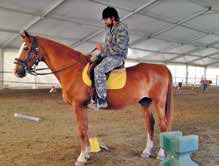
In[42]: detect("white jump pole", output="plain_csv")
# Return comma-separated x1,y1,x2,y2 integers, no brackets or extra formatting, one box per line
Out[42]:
14,113,40,122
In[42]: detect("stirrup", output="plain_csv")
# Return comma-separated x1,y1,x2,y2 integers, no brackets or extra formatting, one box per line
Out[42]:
87,101,99,110
87,98,108,110
97,98,108,109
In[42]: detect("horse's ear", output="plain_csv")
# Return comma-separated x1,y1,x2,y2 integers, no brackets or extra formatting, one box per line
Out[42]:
20,33,25,39
20,31,30,39
24,31,30,38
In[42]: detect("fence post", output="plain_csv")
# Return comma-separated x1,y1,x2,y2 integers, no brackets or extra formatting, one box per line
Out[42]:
185,64,188,86
216,75,218,86
32,75,37,89
0,49,3,89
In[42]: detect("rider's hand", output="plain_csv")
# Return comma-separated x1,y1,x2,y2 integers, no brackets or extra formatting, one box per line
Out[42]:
96,43,104,52
90,55,98,62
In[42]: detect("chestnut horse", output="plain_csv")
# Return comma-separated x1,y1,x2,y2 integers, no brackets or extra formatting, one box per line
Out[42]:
14,32,173,165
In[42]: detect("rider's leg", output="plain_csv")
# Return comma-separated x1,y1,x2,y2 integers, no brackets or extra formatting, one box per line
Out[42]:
87,56,123,109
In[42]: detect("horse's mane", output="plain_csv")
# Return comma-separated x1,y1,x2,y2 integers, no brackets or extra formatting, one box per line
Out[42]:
39,36,91,64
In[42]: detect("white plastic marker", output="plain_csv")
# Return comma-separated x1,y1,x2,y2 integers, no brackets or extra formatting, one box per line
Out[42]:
49,86,56,93
14,113,40,122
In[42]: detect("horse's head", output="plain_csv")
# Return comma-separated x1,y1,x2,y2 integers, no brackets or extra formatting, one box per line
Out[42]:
14,31,44,78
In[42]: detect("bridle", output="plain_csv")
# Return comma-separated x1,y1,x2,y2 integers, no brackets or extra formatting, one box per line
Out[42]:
14,36,97,76
14,36,42,75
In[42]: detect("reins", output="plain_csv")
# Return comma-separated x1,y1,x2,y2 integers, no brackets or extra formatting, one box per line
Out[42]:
15,37,97,76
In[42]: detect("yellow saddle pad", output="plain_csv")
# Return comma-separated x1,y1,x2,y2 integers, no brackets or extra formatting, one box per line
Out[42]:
82,64,126,89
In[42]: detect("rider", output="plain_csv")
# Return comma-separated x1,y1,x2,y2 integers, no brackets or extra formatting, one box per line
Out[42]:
87,6,129,110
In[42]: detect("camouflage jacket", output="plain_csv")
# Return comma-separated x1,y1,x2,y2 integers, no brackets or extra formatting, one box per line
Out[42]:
101,22,129,59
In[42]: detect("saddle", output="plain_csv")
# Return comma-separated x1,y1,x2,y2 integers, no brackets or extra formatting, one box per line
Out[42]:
87,58,125,100
87,58,125,84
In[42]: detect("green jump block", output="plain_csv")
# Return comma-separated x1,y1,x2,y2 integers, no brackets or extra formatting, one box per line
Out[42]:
160,131,183,152
160,131,199,166
174,135,199,153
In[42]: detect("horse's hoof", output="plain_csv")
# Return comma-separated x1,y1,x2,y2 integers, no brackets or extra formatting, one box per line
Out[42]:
75,161,86,166
141,152,151,158
156,155,165,161
85,155,90,161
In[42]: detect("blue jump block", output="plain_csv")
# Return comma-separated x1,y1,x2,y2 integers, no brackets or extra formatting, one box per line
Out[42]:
160,131,199,166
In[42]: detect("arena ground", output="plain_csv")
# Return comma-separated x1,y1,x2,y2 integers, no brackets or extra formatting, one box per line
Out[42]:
0,87,218,166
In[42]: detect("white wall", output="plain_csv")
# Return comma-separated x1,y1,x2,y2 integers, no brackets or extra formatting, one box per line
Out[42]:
3,49,60,89
167,64,207,86
34,62,60,88
206,68,219,86
187,66,205,85
125,61,138,67
167,64,186,84
4,49,35,88
2,49,219,88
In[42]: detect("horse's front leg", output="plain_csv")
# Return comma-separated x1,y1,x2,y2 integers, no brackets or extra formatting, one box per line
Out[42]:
73,104,90,166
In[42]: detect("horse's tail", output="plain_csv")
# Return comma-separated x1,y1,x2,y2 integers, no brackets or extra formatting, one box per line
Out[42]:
165,68,174,131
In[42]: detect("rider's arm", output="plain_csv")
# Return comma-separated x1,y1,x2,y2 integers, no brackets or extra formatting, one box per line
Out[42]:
100,32,109,58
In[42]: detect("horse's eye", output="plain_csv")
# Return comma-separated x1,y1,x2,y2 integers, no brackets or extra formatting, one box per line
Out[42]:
23,47,28,51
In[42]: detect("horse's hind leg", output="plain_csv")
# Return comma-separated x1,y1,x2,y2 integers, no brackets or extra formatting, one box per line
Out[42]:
154,99,167,160
139,97,155,158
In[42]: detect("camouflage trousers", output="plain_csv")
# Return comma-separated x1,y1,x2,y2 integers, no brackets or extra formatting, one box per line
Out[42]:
94,56,124,99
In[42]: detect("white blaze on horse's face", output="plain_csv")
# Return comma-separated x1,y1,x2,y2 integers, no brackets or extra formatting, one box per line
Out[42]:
18,42,25,58
14,42,27,78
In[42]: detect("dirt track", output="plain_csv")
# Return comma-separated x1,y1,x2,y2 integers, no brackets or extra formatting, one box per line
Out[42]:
0,87,219,166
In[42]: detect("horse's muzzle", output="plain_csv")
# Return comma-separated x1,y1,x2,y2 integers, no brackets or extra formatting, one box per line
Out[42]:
14,66,26,78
